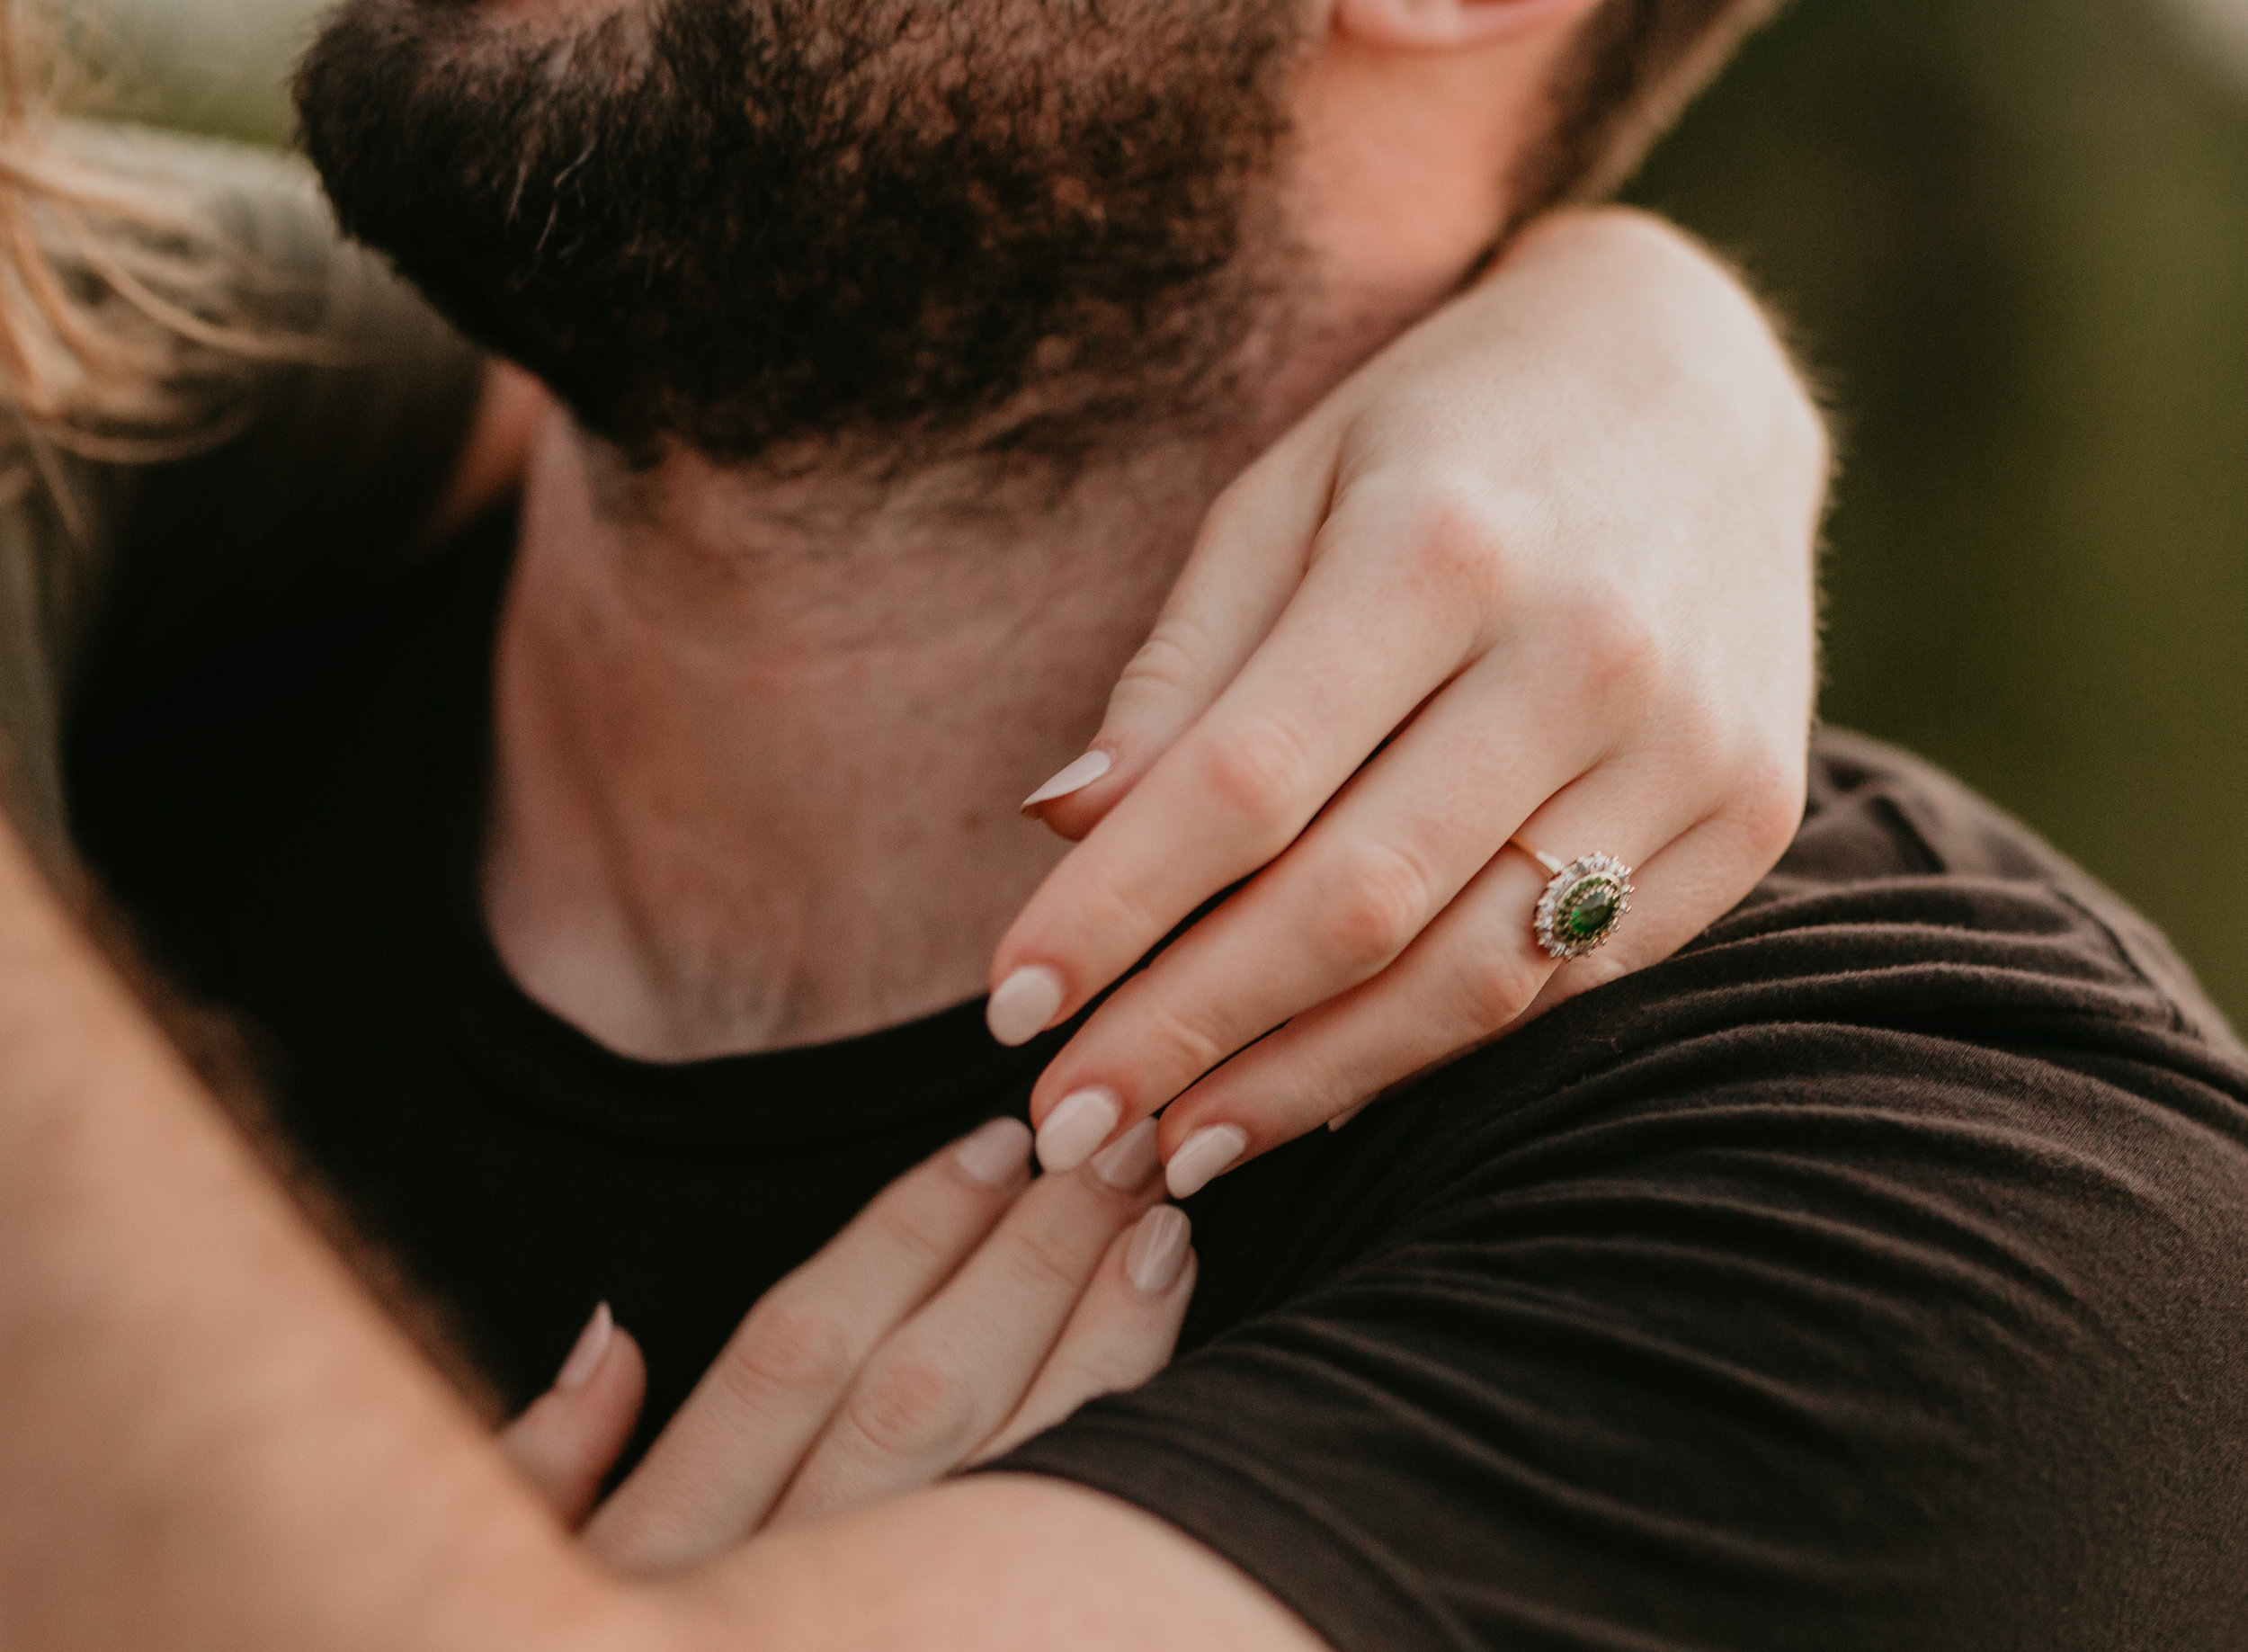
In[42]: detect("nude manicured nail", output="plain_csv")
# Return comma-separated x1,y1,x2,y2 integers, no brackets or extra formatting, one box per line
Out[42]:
1165,1125,1248,1200
1126,1207,1193,1295
1021,749,1113,812
986,965,1066,1047
954,1116,1035,1187
555,1302,614,1393
1037,1087,1121,1174
1090,1118,1162,1190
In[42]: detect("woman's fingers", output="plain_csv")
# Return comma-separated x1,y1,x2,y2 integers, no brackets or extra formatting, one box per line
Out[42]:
765,1125,1170,1528
1020,647,1603,1170
1139,741,1775,1176
968,1207,1196,1467
576,1117,1185,1572
581,1118,1035,1572
1512,777,1802,1023
498,1303,648,1527
988,483,1493,1050
1022,432,1335,844
1153,807,1780,1169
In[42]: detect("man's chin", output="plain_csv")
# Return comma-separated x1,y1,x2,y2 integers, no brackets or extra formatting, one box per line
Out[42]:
299,0,1311,469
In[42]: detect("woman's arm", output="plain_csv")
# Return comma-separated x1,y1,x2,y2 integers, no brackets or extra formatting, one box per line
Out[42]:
0,817,614,1650
0,807,1311,1648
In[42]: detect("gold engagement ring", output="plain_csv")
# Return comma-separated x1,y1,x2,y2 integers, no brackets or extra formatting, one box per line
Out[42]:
1509,838,1634,961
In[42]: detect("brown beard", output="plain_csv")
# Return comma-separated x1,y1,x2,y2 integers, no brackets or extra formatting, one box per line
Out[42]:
297,0,1312,475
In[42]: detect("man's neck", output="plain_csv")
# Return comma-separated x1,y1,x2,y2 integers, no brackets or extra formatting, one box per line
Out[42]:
483,420,1268,1060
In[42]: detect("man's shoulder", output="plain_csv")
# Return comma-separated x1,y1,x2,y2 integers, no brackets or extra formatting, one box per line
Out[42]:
1764,728,2243,1053
1187,731,2248,1326
1477,728,2246,1139
1039,737,2248,1652
1423,728,2248,1126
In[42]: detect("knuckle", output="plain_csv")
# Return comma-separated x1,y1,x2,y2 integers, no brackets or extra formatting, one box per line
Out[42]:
1195,715,1319,838
1064,863,1171,960
1112,618,1212,713
1015,1230,1095,1299
1454,945,1548,1032
1313,841,1436,975
1402,490,1513,606
1568,587,1664,706
1731,751,1810,861
1653,681,1728,772
580,1504,678,1576
1295,1042,1379,1115
1136,990,1233,1084
1193,477,1263,553
845,1349,978,1462
722,1295,858,1407
865,1200,953,1273
1568,948,1637,996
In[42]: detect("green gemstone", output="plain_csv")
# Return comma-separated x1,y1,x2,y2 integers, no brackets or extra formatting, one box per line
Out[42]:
1560,878,1620,943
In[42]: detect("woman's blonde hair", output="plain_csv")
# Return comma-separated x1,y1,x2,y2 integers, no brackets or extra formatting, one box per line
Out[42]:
0,0,288,504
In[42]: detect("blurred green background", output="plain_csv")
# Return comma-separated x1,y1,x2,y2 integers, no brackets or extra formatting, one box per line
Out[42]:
1625,0,2248,1027
69,0,2248,1028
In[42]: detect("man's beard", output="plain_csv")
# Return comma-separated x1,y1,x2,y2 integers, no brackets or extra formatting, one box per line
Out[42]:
297,0,1311,473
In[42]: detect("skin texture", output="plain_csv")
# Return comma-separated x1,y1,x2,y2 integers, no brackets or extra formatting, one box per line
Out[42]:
491,204,1820,1550
450,1,1596,1063
1003,208,1823,1183
0,2,1821,1648
452,212,1823,1194
0,818,1313,1652
499,1121,1195,1542
433,0,1824,1201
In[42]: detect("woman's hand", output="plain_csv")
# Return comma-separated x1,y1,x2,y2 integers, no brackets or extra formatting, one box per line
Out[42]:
986,209,1831,1196
497,1116,1191,1568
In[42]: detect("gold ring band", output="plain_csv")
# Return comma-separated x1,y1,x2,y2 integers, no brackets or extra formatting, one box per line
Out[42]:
1508,835,1567,878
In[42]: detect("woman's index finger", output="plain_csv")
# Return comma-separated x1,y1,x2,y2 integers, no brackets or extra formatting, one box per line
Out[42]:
994,505,1487,1047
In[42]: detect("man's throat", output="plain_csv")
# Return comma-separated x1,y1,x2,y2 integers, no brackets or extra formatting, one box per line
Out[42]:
476,423,1224,1064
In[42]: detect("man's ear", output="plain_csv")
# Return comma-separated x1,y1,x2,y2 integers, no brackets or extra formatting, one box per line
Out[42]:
1331,0,1602,50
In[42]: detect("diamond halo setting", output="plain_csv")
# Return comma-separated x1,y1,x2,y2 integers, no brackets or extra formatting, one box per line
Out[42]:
1531,853,1635,961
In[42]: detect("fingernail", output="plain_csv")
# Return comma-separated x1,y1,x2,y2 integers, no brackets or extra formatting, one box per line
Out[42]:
1126,1207,1193,1295
1037,1087,1121,1174
986,965,1066,1047
1328,1103,1370,1133
1021,749,1113,812
1165,1124,1248,1200
555,1302,614,1393
1089,1117,1162,1190
953,1116,1035,1187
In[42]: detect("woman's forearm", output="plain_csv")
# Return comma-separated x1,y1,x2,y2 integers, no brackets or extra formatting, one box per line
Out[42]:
0,822,1297,1652
0,824,632,1651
